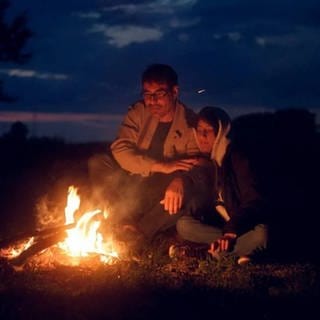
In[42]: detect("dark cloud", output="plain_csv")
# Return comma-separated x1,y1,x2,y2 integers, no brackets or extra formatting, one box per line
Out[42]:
0,0,319,141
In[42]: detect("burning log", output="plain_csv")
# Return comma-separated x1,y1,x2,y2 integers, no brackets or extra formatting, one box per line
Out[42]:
10,231,68,266
0,223,76,249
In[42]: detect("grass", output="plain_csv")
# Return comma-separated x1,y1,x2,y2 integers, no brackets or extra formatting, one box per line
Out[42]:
0,239,319,320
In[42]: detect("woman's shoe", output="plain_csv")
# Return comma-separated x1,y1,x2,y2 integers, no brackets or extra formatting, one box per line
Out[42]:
237,255,251,265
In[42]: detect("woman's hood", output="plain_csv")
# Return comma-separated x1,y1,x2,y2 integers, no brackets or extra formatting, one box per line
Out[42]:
194,106,231,166
210,108,231,166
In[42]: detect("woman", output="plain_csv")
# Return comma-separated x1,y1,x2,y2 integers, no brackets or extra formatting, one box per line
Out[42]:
174,106,268,264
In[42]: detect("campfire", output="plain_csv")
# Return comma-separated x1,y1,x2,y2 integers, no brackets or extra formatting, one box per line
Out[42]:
0,186,120,268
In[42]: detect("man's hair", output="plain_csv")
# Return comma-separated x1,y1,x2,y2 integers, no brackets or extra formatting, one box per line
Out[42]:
142,64,178,88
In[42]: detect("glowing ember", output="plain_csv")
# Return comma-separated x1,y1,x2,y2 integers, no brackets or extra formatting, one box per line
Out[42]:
58,186,118,264
0,237,34,259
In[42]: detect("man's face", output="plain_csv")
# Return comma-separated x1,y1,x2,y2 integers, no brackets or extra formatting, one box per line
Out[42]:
196,119,216,154
142,81,178,122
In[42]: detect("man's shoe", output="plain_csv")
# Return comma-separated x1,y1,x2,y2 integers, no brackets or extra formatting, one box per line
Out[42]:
169,243,210,260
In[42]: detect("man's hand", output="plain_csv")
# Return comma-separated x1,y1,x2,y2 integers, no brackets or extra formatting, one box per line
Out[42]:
160,177,184,215
208,233,237,255
151,158,199,174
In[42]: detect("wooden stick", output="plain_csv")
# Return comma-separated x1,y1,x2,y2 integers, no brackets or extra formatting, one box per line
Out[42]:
10,231,68,266
0,223,75,249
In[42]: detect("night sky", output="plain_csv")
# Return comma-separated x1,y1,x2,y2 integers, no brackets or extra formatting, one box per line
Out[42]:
0,0,319,142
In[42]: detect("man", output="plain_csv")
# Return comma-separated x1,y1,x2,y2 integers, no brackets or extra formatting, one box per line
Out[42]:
88,64,200,242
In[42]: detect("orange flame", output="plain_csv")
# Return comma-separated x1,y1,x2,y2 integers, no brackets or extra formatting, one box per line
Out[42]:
0,237,34,259
58,186,118,264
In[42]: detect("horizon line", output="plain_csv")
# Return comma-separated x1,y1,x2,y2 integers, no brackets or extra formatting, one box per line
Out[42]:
0,107,319,124
0,111,123,122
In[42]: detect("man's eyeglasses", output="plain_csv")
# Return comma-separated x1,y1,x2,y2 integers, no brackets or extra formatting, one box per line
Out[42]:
142,89,169,100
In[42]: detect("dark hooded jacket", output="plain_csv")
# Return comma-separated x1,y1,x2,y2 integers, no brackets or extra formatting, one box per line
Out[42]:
185,107,268,236
218,144,267,235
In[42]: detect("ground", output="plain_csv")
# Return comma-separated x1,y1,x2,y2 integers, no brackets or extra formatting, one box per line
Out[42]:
0,236,319,320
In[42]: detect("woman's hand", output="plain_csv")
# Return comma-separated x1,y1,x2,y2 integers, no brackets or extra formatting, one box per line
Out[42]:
208,233,237,254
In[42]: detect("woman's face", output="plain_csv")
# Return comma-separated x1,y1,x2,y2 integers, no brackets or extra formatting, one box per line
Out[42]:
196,119,216,154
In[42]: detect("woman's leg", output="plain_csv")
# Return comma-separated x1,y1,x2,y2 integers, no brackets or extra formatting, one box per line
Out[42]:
176,215,223,244
233,224,268,257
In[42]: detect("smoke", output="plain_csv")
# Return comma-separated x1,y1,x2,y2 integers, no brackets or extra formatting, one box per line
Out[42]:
35,194,65,229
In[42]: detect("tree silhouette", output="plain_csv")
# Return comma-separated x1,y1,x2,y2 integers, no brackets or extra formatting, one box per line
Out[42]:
0,0,32,102
2,120,29,141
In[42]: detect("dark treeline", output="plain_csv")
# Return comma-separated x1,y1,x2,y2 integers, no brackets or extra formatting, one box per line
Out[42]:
0,122,106,235
0,108,319,263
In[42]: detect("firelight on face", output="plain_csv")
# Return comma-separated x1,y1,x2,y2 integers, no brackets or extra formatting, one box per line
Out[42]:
196,119,216,154
142,81,178,122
